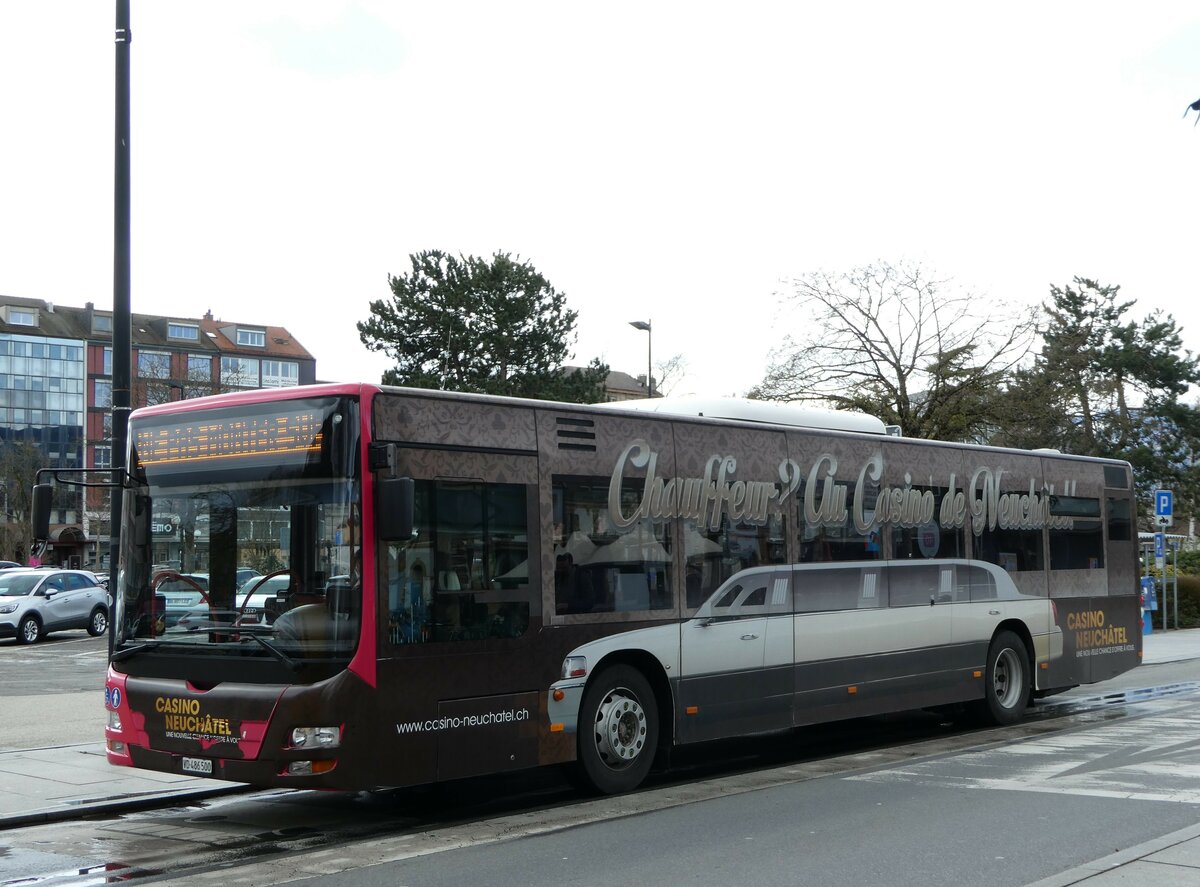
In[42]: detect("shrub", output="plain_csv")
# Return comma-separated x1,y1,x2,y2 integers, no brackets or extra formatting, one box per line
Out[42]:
1155,574,1200,629
1176,549,1200,576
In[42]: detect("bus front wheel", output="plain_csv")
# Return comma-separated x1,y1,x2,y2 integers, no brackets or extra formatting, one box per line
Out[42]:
979,630,1031,726
577,664,659,795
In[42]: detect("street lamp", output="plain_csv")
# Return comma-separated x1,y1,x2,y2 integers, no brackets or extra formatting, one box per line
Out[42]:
629,320,652,397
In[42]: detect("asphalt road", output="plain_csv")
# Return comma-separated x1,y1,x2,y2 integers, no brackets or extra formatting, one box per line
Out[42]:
5,633,1200,887
0,629,109,750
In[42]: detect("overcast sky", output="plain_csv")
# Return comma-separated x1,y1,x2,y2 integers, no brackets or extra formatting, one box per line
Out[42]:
2,2,1198,399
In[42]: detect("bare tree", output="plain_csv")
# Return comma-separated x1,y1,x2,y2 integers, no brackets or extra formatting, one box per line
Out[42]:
654,353,688,397
750,261,1037,441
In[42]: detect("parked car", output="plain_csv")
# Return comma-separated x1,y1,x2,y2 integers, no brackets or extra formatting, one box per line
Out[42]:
234,574,296,626
0,561,23,571
153,572,209,627
0,568,109,644
236,567,262,589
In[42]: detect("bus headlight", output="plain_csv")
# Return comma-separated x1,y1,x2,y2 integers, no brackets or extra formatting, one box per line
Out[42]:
561,656,587,680
108,710,122,730
291,726,341,748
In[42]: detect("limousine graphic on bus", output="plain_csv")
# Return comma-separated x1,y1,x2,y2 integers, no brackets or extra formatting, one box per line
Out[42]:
548,557,1066,793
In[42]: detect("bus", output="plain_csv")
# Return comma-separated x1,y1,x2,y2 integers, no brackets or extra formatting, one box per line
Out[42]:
59,383,1140,795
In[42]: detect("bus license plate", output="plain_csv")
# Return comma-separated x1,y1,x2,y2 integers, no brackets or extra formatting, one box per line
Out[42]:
181,757,213,775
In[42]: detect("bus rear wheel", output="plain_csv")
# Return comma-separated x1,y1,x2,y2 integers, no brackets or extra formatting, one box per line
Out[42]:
577,665,658,795
978,630,1030,726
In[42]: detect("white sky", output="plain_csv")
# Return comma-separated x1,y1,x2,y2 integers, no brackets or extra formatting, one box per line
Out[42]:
2,2,1198,399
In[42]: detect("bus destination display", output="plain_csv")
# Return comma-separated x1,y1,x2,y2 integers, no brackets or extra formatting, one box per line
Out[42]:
134,409,326,467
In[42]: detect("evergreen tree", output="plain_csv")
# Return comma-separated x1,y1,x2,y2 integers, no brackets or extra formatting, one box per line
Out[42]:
358,250,608,403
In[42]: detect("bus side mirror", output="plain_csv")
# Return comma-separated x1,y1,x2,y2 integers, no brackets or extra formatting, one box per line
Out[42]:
32,484,52,542
377,477,415,541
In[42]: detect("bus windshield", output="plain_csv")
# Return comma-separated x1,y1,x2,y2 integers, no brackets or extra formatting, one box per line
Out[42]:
112,396,361,662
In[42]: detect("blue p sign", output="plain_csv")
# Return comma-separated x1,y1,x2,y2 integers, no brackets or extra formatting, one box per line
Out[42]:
1155,490,1173,517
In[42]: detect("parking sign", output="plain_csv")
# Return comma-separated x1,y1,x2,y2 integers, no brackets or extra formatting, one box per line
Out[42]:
1154,490,1173,528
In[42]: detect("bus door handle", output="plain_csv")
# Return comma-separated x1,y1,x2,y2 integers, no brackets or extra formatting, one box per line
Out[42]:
740,633,759,641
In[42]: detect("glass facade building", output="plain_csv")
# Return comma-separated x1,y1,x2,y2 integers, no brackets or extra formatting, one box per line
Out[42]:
0,332,85,524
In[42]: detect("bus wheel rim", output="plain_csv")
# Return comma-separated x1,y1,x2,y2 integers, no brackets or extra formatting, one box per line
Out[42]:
593,688,647,768
993,648,1022,708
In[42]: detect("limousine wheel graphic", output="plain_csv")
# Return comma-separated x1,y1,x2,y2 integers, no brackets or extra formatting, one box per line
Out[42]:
981,630,1030,726
578,665,659,794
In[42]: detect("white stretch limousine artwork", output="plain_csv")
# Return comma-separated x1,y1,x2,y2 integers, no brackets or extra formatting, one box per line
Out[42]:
549,557,1062,793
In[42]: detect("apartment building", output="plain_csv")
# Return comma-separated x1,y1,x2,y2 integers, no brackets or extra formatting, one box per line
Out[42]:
0,296,315,568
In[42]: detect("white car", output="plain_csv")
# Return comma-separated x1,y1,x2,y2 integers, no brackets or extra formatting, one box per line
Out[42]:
153,572,210,627
0,569,109,644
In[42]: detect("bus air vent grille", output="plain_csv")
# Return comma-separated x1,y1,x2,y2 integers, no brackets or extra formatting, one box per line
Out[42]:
555,416,596,452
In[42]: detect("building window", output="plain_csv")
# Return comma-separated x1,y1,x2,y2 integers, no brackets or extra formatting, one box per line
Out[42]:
261,359,300,388
137,350,171,379
94,380,113,409
93,314,113,333
185,354,212,397
236,328,266,347
143,383,172,406
102,346,112,376
220,356,259,387
94,446,112,470
6,307,36,326
168,322,199,341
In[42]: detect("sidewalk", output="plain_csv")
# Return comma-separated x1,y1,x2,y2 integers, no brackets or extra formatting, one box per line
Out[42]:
2,630,1200,883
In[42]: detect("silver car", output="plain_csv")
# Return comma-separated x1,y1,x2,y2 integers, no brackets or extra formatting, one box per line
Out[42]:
0,569,109,644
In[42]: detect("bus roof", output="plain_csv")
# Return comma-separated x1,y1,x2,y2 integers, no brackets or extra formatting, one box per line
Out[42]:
591,396,889,435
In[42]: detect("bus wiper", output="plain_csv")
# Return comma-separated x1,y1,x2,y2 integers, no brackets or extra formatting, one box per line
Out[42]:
111,641,161,662
244,632,300,670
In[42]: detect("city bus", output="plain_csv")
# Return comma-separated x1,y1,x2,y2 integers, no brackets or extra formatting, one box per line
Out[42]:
62,383,1140,795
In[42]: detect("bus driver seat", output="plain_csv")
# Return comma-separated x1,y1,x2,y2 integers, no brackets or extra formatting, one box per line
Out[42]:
273,589,357,645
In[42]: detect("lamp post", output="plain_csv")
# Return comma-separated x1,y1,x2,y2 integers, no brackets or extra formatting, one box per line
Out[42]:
629,320,652,397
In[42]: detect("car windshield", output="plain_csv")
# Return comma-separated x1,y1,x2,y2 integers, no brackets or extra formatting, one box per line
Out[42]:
0,573,40,595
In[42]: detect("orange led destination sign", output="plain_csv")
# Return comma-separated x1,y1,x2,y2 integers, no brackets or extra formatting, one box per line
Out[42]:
134,409,325,467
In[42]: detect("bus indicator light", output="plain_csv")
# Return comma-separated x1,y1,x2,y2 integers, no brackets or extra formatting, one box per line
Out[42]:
973,670,983,679
847,686,858,695
685,706,699,716
286,760,337,776
550,723,565,733
552,689,565,702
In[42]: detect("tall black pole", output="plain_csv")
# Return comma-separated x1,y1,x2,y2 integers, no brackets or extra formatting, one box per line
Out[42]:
109,0,131,659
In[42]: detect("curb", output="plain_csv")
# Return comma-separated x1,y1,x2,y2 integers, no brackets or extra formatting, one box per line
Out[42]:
1022,821,1200,886
0,784,251,831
